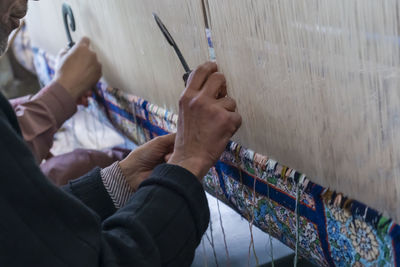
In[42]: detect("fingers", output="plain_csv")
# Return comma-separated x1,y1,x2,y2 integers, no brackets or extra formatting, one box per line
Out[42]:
217,96,237,112
229,112,242,131
55,48,69,69
157,133,176,146
57,48,68,59
91,63,103,81
186,61,218,92
78,37,91,47
164,152,173,162
69,37,92,56
218,83,227,99
76,96,89,107
216,106,242,135
201,72,227,98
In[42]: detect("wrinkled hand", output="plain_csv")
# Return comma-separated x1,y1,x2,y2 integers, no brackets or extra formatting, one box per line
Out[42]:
119,134,175,190
54,37,102,103
168,62,242,180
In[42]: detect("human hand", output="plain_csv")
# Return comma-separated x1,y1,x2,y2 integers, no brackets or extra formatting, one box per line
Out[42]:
54,37,102,102
119,134,175,190
168,62,242,180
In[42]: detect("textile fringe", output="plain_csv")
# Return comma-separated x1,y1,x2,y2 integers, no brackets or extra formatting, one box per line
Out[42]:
233,144,260,266
205,221,219,267
201,237,208,267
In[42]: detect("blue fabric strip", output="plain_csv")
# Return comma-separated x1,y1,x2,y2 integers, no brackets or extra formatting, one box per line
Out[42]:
101,97,169,136
390,224,400,267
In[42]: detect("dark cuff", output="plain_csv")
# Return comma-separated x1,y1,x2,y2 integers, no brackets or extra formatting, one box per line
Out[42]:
63,168,116,220
139,164,210,241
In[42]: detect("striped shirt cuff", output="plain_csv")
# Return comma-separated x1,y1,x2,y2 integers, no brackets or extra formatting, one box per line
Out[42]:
100,161,135,209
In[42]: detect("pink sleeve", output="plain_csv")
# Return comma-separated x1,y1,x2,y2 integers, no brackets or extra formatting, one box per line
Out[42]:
9,95,33,109
14,82,77,162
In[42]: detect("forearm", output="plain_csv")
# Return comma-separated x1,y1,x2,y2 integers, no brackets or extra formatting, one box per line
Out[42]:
13,81,77,162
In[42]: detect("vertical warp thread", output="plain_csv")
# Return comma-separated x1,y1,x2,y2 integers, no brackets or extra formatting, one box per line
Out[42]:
233,145,257,267
267,180,275,267
216,199,231,266
206,0,400,223
131,98,141,144
201,237,208,267
205,219,219,267
90,100,102,149
293,181,301,267
248,172,260,266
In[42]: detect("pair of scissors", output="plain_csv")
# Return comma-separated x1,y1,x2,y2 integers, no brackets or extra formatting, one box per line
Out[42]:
62,3,76,48
153,13,192,85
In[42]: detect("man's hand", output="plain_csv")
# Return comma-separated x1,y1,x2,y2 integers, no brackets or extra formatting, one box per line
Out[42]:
168,62,242,180
119,134,175,190
54,37,102,102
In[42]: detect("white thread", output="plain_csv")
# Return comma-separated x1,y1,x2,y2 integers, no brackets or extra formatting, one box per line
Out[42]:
267,181,275,267
205,219,219,267
216,199,230,266
294,181,301,267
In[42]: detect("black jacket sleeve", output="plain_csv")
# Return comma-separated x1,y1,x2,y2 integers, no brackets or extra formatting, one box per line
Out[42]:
62,168,117,221
101,164,210,266
0,102,210,266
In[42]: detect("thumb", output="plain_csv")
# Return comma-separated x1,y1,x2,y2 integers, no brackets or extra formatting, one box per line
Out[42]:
57,48,68,59
78,36,91,47
55,48,69,69
164,152,173,162
159,133,176,146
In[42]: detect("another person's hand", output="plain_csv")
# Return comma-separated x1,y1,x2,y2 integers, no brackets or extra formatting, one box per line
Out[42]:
168,62,242,180
119,134,175,190
54,37,102,102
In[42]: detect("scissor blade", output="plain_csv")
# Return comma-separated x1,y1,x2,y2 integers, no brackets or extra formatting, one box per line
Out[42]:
153,12,191,73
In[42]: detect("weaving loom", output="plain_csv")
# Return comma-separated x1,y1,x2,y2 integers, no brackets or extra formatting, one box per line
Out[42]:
20,0,400,266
